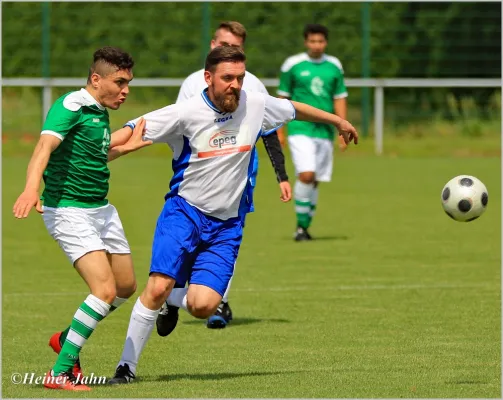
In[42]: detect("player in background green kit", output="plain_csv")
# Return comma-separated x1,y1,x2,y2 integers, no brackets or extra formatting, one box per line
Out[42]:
12,47,151,391
277,24,350,241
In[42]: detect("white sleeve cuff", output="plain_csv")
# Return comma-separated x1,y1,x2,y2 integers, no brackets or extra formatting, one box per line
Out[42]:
276,90,291,97
41,130,64,141
124,121,136,130
333,92,348,99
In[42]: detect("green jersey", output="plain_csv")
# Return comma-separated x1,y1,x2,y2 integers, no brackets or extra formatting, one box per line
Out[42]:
277,53,347,140
41,89,111,208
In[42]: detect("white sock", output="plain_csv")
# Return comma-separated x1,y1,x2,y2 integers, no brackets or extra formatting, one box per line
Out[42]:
118,298,159,375
86,294,111,317
222,276,233,303
309,187,319,218
166,288,188,312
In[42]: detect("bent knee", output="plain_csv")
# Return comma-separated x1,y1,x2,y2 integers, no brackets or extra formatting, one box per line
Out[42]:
93,284,117,305
187,301,219,319
147,274,175,303
299,172,316,184
117,279,137,299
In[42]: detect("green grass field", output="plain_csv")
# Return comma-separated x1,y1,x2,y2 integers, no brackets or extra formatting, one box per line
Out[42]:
2,146,501,398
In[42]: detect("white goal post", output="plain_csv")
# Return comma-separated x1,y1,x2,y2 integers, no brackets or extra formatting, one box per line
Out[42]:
2,78,500,155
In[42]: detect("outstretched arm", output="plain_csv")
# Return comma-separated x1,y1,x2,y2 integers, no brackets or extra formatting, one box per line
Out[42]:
291,101,358,145
109,103,181,162
276,95,290,148
108,118,152,162
13,135,61,218
109,126,133,148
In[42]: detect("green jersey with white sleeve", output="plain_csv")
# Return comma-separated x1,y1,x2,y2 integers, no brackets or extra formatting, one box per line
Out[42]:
277,52,347,140
41,89,111,208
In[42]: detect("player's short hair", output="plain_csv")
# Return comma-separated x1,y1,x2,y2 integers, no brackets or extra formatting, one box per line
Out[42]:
303,23,329,40
214,21,247,44
87,46,135,84
205,45,246,73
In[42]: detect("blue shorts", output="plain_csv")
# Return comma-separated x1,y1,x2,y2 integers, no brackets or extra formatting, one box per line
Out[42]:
150,195,243,296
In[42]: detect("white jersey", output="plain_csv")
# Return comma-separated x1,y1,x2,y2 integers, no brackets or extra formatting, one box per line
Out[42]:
129,90,295,220
177,69,269,103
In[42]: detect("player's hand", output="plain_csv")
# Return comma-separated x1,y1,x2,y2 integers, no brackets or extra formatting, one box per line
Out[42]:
279,181,292,202
337,135,348,152
124,118,152,152
13,190,43,218
335,119,358,145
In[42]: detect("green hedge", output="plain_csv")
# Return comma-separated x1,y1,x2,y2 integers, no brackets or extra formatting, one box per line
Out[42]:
3,2,500,78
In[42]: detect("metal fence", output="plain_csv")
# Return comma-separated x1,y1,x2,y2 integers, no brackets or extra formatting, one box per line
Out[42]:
3,77,500,155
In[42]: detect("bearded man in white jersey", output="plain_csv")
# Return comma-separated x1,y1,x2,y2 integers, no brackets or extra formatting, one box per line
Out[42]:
157,21,289,330
107,46,358,384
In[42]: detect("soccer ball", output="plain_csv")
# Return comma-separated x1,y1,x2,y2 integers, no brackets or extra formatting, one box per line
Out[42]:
441,175,488,222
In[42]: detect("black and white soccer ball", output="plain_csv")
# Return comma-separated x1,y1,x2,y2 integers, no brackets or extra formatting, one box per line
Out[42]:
441,175,488,222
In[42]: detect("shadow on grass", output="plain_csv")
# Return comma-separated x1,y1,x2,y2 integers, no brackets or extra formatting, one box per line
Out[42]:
447,379,490,385
283,235,350,241
145,370,300,382
182,317,290,327
311,235,350,241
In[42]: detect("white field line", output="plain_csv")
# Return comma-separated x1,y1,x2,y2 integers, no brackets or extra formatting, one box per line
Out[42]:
2,282,496,298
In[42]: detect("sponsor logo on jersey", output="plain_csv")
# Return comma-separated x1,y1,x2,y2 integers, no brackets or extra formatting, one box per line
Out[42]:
214,115,233,123
197,129,251,158
209,130,237,148
93,118,100,123
300,70,311,77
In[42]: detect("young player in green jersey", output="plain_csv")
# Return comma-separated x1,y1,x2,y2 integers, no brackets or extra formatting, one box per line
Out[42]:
12,47,151,391
277,24,350,241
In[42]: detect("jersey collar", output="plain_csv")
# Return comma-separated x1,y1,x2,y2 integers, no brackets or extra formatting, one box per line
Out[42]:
80,88,106,110
305,53,327,64
201,88,225,114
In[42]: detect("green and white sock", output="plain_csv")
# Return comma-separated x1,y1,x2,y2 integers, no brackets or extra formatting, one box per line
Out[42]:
294,180,315,229
309,187,319,226
59,297,128,346
52,294,110,375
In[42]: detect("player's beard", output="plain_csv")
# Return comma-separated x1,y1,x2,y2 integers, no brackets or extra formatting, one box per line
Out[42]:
216,88,240,113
